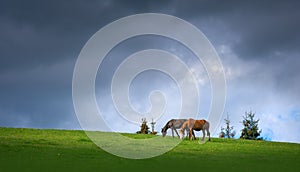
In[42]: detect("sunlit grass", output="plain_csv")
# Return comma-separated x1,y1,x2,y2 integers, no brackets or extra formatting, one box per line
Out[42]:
0,127,299,172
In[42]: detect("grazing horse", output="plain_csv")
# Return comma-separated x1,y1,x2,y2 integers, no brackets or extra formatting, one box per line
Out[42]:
179,118,211,141
161,119,195,139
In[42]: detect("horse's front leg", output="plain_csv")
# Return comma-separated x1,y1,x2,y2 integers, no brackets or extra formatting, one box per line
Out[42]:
171,128,174,138
192,130,196,140
189,129,193,140
174,128,180,138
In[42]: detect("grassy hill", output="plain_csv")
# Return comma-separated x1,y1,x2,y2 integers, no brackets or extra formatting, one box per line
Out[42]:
0,127,299,172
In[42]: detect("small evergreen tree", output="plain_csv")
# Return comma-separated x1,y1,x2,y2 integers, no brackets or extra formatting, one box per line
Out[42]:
219,114,235,138
150,119,157,135
240,111,262,140
136,118,150,134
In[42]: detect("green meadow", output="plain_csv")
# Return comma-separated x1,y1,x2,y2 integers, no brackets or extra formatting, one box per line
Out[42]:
0,127,299,172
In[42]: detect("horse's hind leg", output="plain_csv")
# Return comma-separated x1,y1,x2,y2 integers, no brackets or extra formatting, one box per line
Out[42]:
201,130,205,141
206,128,211,141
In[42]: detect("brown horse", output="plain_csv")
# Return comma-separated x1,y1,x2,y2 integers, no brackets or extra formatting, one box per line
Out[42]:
179,118,210,141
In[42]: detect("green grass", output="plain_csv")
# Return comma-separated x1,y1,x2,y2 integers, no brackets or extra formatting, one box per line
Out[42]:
0,127,299,172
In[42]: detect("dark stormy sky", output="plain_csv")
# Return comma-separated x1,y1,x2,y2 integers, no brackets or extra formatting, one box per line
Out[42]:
0,0,299,143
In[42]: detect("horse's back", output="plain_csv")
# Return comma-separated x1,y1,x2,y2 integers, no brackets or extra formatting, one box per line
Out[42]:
176,118,210,130
192,119,208,130
170,119,188,128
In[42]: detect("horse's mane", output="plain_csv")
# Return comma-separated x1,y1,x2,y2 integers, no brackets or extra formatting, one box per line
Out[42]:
162,119,172,132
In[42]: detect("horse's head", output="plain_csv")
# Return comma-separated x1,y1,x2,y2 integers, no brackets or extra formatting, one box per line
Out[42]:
161,128,167,137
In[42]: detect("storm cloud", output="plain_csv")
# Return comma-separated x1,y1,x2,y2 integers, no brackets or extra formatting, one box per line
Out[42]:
0,0,299,142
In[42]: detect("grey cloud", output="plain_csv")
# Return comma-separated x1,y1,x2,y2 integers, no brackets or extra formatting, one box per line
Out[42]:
0,59,78,129
0,0,182,75
0,0,299,143
167,0,300,60
230,2,300,59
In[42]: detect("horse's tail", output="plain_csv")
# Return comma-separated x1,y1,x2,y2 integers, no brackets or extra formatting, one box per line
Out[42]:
204,120,210,129
204,120,211,141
